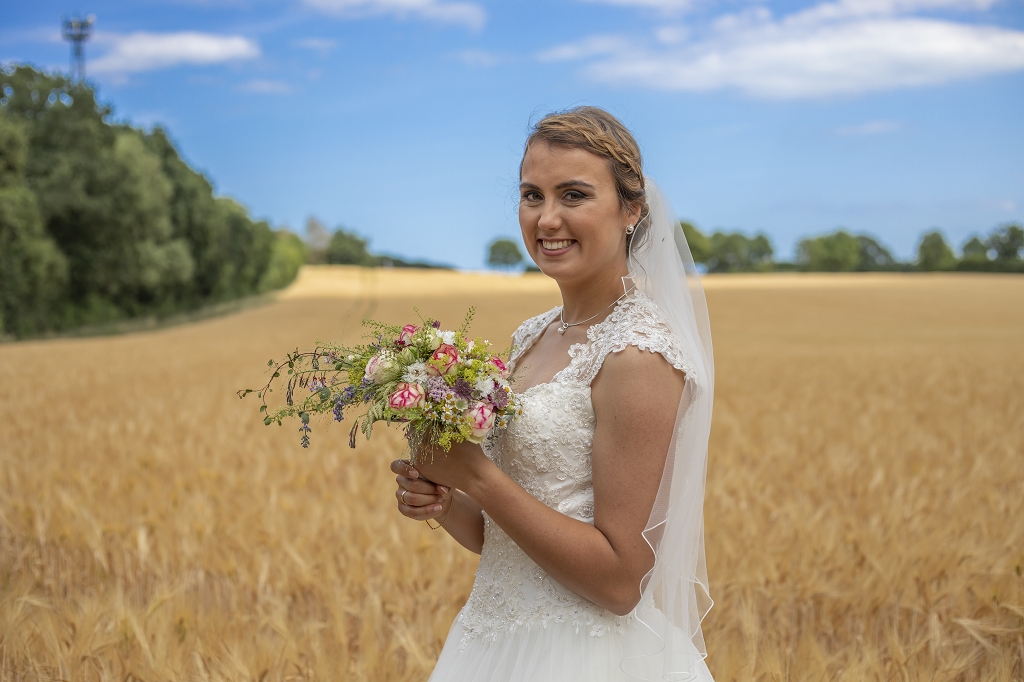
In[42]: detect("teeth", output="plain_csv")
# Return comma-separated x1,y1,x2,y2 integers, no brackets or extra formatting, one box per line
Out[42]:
542,240,573,250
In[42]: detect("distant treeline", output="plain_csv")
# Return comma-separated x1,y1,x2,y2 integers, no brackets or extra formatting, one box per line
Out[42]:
302,217,449,269
0,65,305,339
680,222,1024,273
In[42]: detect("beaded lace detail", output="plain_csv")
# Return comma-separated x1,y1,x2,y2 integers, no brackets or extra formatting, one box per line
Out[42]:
457,292,693,647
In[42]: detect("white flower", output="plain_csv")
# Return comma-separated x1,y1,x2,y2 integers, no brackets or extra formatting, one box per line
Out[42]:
466,340,475,352
474,377,495,396
441,330,456,345
402,361,431,384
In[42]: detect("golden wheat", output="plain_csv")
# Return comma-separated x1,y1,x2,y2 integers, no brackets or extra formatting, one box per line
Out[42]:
0,267,1021,682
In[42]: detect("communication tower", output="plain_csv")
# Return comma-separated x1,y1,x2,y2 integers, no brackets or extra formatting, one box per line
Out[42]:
61,14,95,82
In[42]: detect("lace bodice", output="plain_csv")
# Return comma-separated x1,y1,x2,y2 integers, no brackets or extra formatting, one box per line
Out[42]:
456,292,695,647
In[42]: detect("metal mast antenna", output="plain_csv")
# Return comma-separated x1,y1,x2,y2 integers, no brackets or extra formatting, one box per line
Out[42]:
61,14,95,82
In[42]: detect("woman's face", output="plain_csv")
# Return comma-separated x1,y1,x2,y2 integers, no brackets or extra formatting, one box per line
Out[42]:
519,141,635,286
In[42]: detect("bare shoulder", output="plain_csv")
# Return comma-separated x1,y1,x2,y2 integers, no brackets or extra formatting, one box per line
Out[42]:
591,344,687,412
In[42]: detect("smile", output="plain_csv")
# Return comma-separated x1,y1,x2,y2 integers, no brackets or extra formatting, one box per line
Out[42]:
540,239,576,251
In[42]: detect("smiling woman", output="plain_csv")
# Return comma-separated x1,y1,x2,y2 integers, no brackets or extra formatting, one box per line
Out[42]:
390,106,717,681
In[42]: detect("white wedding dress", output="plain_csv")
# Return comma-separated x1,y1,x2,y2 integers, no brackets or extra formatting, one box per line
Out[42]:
427,292,714,682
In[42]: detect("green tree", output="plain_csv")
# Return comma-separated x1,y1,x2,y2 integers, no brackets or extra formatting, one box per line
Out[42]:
705,231,773,273
327,227,374,265
961,236,990,262
0,114,67,336
917,230,957,271
797,230,862,271
857,235,898,271
989,223,1023,262
679,221,712,264
487,238,524,269
259,231,307,291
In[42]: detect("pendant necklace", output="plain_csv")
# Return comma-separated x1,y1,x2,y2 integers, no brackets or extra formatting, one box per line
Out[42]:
557,284,636,335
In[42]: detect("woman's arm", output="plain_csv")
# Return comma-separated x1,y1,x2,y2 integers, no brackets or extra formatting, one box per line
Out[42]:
391,460,485,554
413,346,685,615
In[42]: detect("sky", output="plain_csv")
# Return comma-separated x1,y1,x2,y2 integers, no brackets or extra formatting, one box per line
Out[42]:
2,0,1023,268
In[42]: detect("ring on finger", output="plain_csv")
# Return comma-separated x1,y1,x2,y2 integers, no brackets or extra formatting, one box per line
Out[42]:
400,489,409,505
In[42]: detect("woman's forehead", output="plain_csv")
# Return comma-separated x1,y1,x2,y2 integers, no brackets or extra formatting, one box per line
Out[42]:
521,142,614,185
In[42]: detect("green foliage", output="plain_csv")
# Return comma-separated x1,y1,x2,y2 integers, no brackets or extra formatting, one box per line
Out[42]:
961,236,990,263
707,231,773,273
0,114,68,336
259,231,308,292
487,238,524,269
856,235,898,271
797,231,863,272
0,64,299,338
679,221,712,264
988,224,1023,262
917,231,957,271
327,227,375,265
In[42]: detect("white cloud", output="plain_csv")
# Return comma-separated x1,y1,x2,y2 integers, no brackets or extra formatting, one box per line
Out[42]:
294,37,338,55
543,0,1024,99
579,0,696,10
837,119,901,134
240,79,294,94
301,0,485,30
90,31,259,74
594,19,1024,97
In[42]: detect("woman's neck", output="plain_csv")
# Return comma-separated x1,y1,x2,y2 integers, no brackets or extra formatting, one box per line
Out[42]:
557,267,632,324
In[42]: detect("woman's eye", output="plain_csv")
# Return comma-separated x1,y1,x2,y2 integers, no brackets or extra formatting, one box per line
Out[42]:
563,190,585,201
522,191,542,202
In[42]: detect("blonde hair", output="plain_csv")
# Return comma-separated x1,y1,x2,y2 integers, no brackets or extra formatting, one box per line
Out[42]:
520,106,649,233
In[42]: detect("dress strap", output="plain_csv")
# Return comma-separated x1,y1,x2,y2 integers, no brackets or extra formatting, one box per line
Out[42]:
560,293,696,387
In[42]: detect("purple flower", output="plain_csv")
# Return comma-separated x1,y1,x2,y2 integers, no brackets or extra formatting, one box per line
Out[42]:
453,378,474,400
490,388,509,410
431,320,441,329
427,376,450,402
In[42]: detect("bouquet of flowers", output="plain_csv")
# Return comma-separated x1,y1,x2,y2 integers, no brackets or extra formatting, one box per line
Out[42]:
238,308,521,459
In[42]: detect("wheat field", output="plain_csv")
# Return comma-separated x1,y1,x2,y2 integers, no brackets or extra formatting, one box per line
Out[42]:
1,266,1022,682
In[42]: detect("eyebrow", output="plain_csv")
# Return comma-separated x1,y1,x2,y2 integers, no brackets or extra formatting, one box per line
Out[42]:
518,180,596,191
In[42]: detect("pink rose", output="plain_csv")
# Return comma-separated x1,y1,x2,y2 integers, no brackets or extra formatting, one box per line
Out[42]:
465,401,496,443
363,353,386,382
490,356,509,378
398,324,418,347
427,343,460,376
389,382,426,409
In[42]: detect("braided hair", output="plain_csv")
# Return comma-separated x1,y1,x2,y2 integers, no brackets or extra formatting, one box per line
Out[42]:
520,106,650,251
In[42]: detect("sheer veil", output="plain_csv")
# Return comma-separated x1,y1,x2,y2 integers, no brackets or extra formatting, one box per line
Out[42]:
620,178,715,681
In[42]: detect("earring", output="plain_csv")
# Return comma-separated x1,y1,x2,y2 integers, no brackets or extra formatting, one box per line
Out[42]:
625,224,635,234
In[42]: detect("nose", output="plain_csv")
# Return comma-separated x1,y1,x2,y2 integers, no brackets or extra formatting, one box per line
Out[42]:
537,200,562,232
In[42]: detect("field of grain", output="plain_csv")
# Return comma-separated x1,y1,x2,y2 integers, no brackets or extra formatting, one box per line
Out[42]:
1,266,1022,682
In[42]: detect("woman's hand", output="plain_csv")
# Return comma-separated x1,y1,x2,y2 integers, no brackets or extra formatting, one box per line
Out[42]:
408,440,492,493
390,458,452,522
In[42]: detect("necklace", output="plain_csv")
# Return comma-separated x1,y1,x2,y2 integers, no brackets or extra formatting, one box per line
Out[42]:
557,284,636,335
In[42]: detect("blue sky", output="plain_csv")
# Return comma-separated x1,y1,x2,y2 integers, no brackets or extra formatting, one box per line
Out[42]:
3,0,1023,268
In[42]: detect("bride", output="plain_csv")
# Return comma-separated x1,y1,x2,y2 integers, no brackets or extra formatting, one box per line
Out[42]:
390,106,716,682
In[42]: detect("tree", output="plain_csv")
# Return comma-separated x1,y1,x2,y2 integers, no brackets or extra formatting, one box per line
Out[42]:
917,231,956,271
989,223,1023,262
797,230,861,272
487,238,524,269
0,114,67,336
961,236,990,262
679,221,712,264
305,216,331,264
857,235,898,271
705,230,773,273
327,227,374,265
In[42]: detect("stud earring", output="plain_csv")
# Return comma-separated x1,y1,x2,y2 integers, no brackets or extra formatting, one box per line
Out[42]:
625,224,635,234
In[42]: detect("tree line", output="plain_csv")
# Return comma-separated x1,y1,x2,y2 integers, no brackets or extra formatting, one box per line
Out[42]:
486,221,1022,274
0,65,306,339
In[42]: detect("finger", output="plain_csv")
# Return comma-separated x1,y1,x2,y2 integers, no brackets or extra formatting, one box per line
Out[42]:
390,459,420,479
396,488,443,507
398,501,444,520
396,476,439,495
